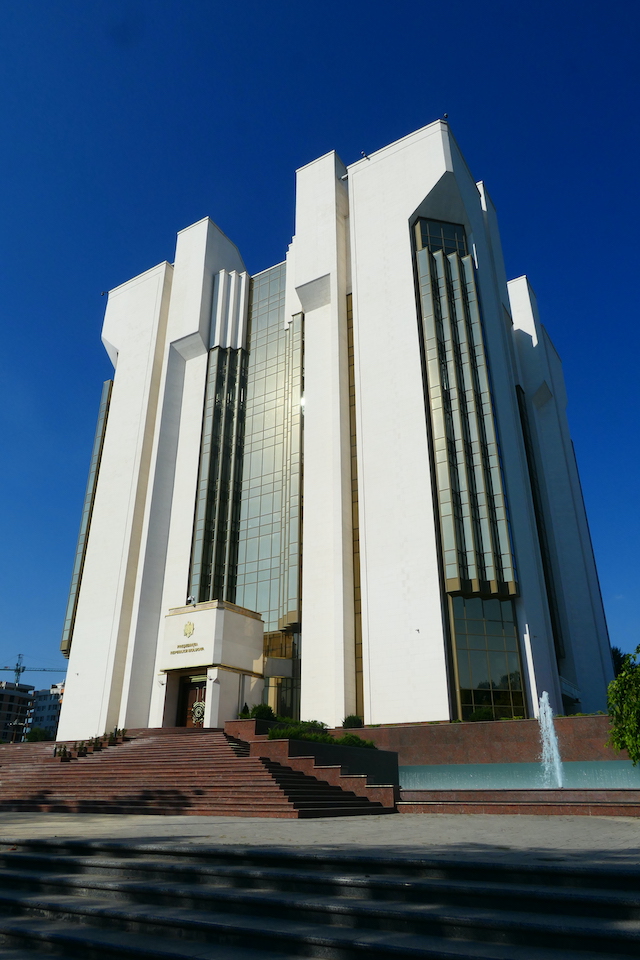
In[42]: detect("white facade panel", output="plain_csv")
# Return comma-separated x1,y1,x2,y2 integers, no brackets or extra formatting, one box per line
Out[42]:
58,262,173,740
347,124,452,723
293,152,355,727
510,277,612,711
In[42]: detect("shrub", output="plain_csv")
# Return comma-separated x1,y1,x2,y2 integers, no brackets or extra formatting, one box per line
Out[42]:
336,732,377,749
342,715,363,728
250,703,276,721
561,711,606,718
469,706,494,722
607,645,640,765
268,724,334,744
269,720,327,738
267,721,376,749
237,703,251,719
25,727,54,742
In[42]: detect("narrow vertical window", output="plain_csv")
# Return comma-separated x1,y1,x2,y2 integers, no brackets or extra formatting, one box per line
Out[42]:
60,380,112,657
413,219,526,719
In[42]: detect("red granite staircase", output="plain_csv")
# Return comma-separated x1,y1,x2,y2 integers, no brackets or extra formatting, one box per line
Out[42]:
0,729,395,818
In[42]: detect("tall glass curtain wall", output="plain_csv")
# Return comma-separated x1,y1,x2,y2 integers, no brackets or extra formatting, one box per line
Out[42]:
234,264,303,717
414,219,526,719
189,348,246,603
61,379,113,657
187,263,302,716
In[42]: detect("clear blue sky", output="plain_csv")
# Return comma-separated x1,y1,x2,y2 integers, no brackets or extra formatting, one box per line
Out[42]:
1,0,638,686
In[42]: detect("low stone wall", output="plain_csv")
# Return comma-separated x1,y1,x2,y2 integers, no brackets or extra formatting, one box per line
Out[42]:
328,716,624,766
225,718,277,739
225,719,400,785
282,739,398,785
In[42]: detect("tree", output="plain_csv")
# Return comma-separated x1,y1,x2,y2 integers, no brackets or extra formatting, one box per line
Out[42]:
25,727,54,743
611,646,627,678
607,645,640,765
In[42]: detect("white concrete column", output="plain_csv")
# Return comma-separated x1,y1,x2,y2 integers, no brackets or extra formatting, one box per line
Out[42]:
204,667,222,727
347,124,453,724
291,152,355,727
58,262,173,740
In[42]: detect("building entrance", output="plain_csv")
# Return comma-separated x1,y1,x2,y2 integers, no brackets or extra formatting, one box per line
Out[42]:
176,676,207,727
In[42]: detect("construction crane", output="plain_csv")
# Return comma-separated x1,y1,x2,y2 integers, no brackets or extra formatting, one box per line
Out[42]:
0,654,65,686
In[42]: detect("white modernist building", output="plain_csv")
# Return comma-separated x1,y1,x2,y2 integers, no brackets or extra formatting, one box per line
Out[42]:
58,121,613,740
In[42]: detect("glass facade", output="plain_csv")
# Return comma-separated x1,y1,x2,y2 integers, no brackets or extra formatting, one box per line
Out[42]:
234,263,303,717
451,596,525,720
189,347,246,603
414,218,517,598
415,219,467,258
184,262,303,717
414,219,527,719
61,379,112,657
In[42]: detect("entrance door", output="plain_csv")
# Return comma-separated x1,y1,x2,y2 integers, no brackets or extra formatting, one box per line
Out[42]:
176,677,207,727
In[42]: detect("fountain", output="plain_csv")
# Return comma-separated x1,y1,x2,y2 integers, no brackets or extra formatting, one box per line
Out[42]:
538,691,563,788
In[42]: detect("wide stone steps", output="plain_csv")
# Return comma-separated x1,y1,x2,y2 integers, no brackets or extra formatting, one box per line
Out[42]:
0,792,370,805
1,762,281,771
0,840,638,958
0,729,392,818
3,865,640,923
0,849,638,912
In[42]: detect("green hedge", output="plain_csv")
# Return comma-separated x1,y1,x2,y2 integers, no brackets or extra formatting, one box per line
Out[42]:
267,721,377,749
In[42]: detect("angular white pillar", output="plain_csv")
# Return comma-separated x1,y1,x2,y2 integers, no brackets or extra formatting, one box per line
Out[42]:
290,153,356,727
347,125,453,723
58,262,173,740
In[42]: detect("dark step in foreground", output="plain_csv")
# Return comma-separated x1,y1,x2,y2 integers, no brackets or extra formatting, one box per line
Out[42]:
0,838,639,959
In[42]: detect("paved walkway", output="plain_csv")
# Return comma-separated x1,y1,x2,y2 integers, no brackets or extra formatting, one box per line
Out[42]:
1,812,638,868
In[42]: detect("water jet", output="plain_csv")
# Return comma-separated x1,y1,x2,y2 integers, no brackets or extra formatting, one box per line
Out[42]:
538,691,563,788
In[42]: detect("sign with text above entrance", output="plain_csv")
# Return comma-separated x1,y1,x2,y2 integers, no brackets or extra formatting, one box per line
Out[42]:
161,599,265,675
163,612,213,671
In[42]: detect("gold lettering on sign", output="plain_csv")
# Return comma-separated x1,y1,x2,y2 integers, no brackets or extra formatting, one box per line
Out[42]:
170,646,205,655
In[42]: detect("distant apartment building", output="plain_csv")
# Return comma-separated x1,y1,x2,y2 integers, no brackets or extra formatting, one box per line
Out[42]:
25,682,64,740
0,682,34,743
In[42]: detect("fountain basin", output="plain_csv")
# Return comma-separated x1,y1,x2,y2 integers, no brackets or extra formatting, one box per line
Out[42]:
399,759,640,791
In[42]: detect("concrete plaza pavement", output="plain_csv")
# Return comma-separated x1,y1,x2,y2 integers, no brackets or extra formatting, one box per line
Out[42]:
0,812,638,868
